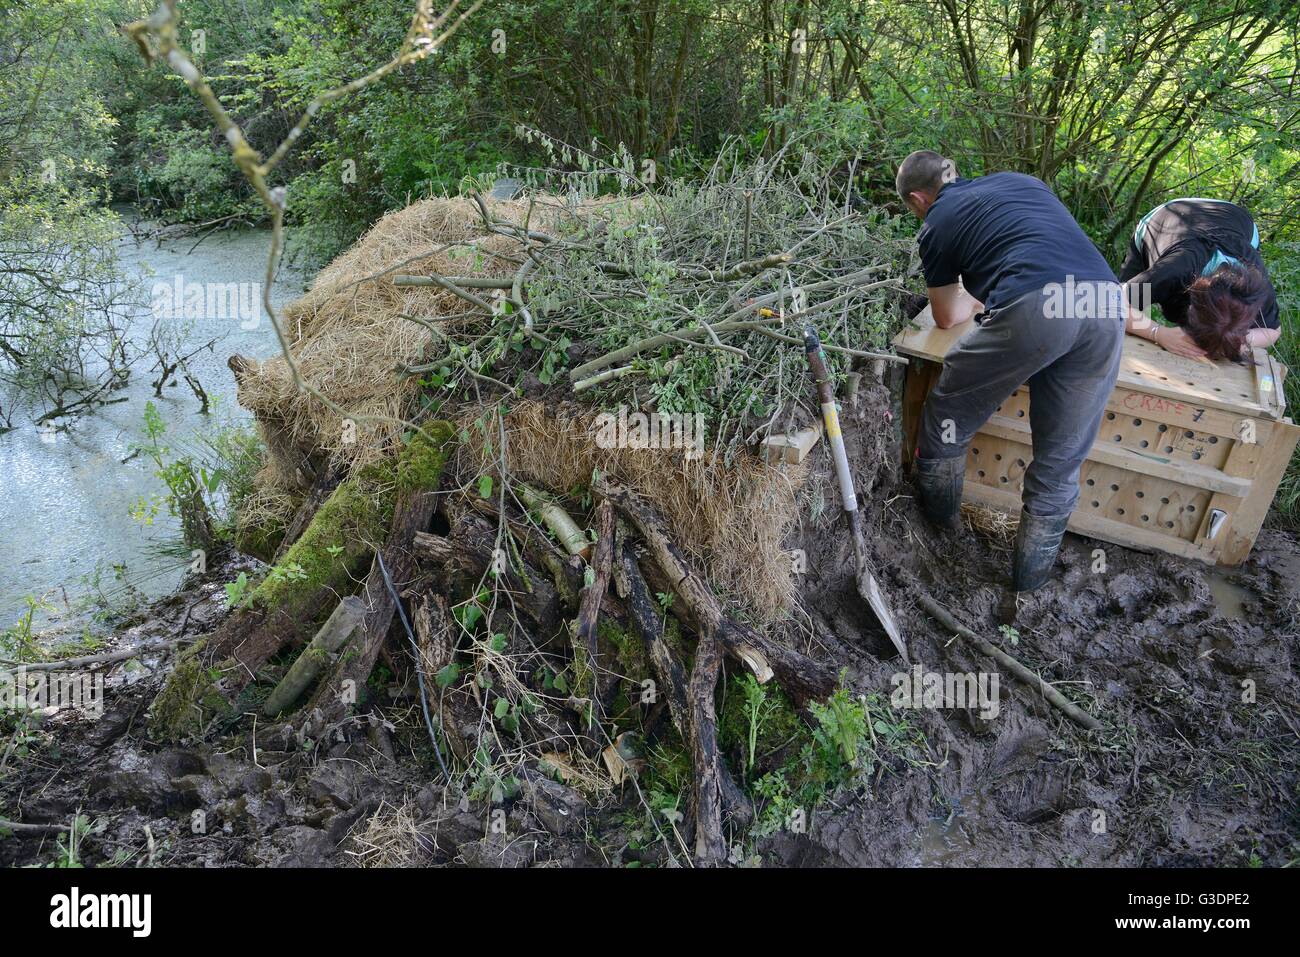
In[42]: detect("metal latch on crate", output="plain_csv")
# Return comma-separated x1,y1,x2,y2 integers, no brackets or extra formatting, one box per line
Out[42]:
1206,508,1229,540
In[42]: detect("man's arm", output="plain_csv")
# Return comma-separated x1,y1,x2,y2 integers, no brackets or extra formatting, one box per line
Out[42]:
928,281,983,329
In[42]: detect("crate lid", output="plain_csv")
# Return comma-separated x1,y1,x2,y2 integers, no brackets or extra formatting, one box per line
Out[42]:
892,306,1287,421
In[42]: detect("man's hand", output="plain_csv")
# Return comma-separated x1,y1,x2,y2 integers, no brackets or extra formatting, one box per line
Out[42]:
1156,326,1208,360
927,282,983,329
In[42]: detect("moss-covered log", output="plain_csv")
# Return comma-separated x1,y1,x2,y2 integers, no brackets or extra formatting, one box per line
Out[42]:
308,423,457,718
149,423,456,739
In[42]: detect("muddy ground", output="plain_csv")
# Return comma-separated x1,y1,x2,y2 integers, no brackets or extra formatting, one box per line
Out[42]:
3,379,1298,868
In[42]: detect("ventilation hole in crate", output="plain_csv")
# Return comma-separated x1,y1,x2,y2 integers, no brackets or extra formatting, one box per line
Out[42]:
1110,484,1119,491
1161,497,1169,504
1091,500,1100,508
1165,521,1175,528
994,453,1002,461
1133,418,1143,426
1136,491,1144,498
1086,478,1095,486
1159,375,1169,381
1192,452,1202,460
1106,412,1116,421
1139,440,1149,448
1163,445,1174,453
1117,508,1126,516
1141,514,1150,522
1016,458,1025,467
977,470,986,478
1208,436,1218,444
999,476,1008,484
1157,424,1168,433
972,447,979,455
1213,387,1222,392
1113,434,1122,442
1017,409,1025,417
1186,505,1196,512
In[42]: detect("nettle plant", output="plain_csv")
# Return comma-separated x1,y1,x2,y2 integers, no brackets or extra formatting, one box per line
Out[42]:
130,401,218,550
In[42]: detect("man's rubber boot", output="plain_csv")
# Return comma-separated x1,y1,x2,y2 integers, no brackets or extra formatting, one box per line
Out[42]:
999,509,1071,625
914,455,964,529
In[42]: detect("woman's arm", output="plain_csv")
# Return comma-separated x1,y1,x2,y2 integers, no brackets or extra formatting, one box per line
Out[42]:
1123,287,1208,359
1121,252,1209,359
1247,327,1281,349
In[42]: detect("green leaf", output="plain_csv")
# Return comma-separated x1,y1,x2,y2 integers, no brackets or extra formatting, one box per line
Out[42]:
494,698,510,719
435,663,461,688
478,474,494,499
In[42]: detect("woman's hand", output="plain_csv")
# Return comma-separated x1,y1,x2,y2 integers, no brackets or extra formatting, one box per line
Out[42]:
1156,326,1208,360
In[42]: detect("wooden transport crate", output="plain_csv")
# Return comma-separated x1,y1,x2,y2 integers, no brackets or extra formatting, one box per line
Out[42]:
892,307,1300,565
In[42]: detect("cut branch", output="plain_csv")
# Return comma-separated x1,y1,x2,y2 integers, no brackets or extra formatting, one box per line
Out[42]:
915,593,1101,731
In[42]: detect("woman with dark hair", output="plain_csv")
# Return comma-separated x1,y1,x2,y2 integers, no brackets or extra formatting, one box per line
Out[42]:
1119,198,1281,361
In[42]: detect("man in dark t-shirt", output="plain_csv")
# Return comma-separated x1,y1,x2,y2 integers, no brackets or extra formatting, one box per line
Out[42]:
896,151,1124,604
1119,199,1280,360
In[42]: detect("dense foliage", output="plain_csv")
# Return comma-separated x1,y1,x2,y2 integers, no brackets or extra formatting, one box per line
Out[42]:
10,1,1298,257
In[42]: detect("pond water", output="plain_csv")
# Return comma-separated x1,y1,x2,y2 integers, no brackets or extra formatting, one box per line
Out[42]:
0,222,306,629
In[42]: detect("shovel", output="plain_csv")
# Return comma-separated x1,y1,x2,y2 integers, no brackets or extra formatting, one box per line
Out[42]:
803,325,909,662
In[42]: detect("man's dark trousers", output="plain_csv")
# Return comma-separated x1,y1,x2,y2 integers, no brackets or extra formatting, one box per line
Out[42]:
917,287,1124,519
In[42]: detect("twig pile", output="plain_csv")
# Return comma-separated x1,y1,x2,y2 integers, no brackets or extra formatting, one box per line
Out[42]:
232,147,914,484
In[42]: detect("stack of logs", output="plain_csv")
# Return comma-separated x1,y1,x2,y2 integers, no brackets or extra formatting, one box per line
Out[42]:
171,427,837,866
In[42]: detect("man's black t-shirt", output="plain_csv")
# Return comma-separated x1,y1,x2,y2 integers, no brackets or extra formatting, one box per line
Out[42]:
917,172,1117,313
1117,198,1279,330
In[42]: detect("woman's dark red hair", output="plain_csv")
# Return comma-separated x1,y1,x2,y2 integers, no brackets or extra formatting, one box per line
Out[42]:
1185,264,1270,362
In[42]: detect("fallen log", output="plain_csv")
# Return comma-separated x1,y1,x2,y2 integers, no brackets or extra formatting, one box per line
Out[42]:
204,459,400,680
615,541,753,833
914,592,1101,731
575,501,616,709
412,593,456,677
688,633,726,866
615,543,689,733
598,478,837,705
262,596,365,717
602,481,814,865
